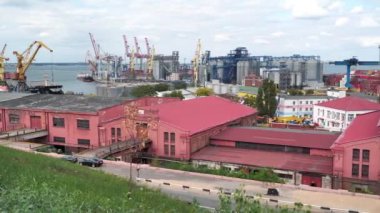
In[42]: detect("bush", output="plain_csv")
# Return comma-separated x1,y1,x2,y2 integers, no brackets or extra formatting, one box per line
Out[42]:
154,83,170,92
163,90,184,100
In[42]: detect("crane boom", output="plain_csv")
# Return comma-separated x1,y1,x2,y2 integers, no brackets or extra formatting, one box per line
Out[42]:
192,39,201,86
145,37,151,58
134,37,141,58
89,33,100,59
123,35,130,58
329,57,380,88
13,41,53,82
0,44,9,81
1,44,6,56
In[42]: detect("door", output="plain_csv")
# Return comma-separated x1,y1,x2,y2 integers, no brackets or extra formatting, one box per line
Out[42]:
301,174,322,187
30,116,42,129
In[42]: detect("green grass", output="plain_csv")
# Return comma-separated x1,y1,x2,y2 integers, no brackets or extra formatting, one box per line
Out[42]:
0,146,202,212
153,160,285,184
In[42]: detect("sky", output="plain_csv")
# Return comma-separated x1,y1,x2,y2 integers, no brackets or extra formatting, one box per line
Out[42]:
1,0,380,63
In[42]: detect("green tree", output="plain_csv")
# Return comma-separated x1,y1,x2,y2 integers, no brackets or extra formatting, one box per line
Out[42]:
163,90,184,100
288,89,304,96
305,89,314,95
131,85,156,98
196,87,213,96
255,79,277,117
243,95,256,108
154,83,169,92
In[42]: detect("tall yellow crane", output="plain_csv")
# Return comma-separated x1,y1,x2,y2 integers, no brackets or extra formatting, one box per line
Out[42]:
0,44,9,81
129,48,136,79
13,41,53,92
147,46,155,80
192,39,201,87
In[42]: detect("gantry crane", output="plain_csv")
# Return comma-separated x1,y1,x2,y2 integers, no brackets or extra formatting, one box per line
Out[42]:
147,46,155,80
192,39,201,87
13,41,53,92
0,44,9,81
329,57,380,88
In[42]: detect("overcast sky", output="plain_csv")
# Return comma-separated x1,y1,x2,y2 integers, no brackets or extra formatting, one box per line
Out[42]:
1,0,380,63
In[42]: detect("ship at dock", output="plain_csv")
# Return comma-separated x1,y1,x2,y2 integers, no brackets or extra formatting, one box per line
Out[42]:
76,73,94,82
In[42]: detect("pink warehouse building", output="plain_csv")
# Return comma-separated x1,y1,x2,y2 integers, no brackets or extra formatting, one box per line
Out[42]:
0,94,178,152
137,96,257,160
331,110,380,194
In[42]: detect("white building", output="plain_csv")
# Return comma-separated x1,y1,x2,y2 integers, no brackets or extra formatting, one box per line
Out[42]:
276,95,331,117
205,80,239,95
313,96,380,132
326,89,346,98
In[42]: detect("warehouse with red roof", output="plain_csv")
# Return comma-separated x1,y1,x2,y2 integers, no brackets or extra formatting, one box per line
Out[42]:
313,96,380,132
192,127,340,187
137,96,257,160
331,110,380,194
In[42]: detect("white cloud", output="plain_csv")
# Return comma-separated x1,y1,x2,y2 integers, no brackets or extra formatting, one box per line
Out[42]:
320,31,332,36
252,38,270,44
359,16,379,28
350,6,364,13
284,0,328,19
271,31,285,37
308,35,319,40
214,34,231,42
357,36,380,47
335,17,349,27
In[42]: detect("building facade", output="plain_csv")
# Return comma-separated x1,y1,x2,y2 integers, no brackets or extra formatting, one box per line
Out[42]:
331,110,380,194
276,95,331,117
313,96,380,132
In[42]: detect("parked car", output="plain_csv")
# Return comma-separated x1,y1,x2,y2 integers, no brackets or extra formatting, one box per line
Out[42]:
61,155,78,163
78,157,103,167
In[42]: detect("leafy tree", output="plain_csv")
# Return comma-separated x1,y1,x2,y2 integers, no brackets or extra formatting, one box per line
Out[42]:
288,89,304,96
131,85,156,98
154,83,169,92
172,81,187,90
163,90,184,100
242,95,256,108
196,87,213,96
256,79,277,117
305,89,314,95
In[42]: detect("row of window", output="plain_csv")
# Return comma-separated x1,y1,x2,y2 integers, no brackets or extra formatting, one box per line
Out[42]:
292,100,322,105
352,164,369,178
292,107,312,112
53,137,90,145
317,110,355,122
164,132,176,143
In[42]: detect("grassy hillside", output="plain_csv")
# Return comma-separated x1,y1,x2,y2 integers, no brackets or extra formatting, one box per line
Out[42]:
0,146,201,212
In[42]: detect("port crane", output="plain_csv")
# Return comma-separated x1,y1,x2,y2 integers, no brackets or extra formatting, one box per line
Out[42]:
329,57,380,88
12,41,53,92
0,44,9,81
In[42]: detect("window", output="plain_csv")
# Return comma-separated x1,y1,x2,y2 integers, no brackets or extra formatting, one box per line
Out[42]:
336,112,340,120
310,101,313,104
353,149,360,161
9,114,19,124
300,108,302,111
327,111,331,118
300,101,302,104
293,101,295,105
170,133,175,143
111,127,115,137
170,144,175,156
362,165,369,178
348,114,354,122
53,117,65,127
322,110,324,116
306,101,308,104
53,136,65,143
77,119,89,129
78,139,90,145
293,108,295,112
117,128,121,137
352,164,359,177
363,150,370,162
164,144,169,155
164,132,169,142
342,114,345,121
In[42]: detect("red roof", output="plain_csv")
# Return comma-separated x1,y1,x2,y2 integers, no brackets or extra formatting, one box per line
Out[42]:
211,127,339,149
143,96,256,135
332,110,380,147
315,96,380,111
191,146,332,174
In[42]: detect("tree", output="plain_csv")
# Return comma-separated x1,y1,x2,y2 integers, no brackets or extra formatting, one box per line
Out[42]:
242,95,256,108
305,89,314,95
163,90,184,100
255,79,277,117
154,83,169,92
131,85,156,98
195,87,213,96
288,89,304,96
